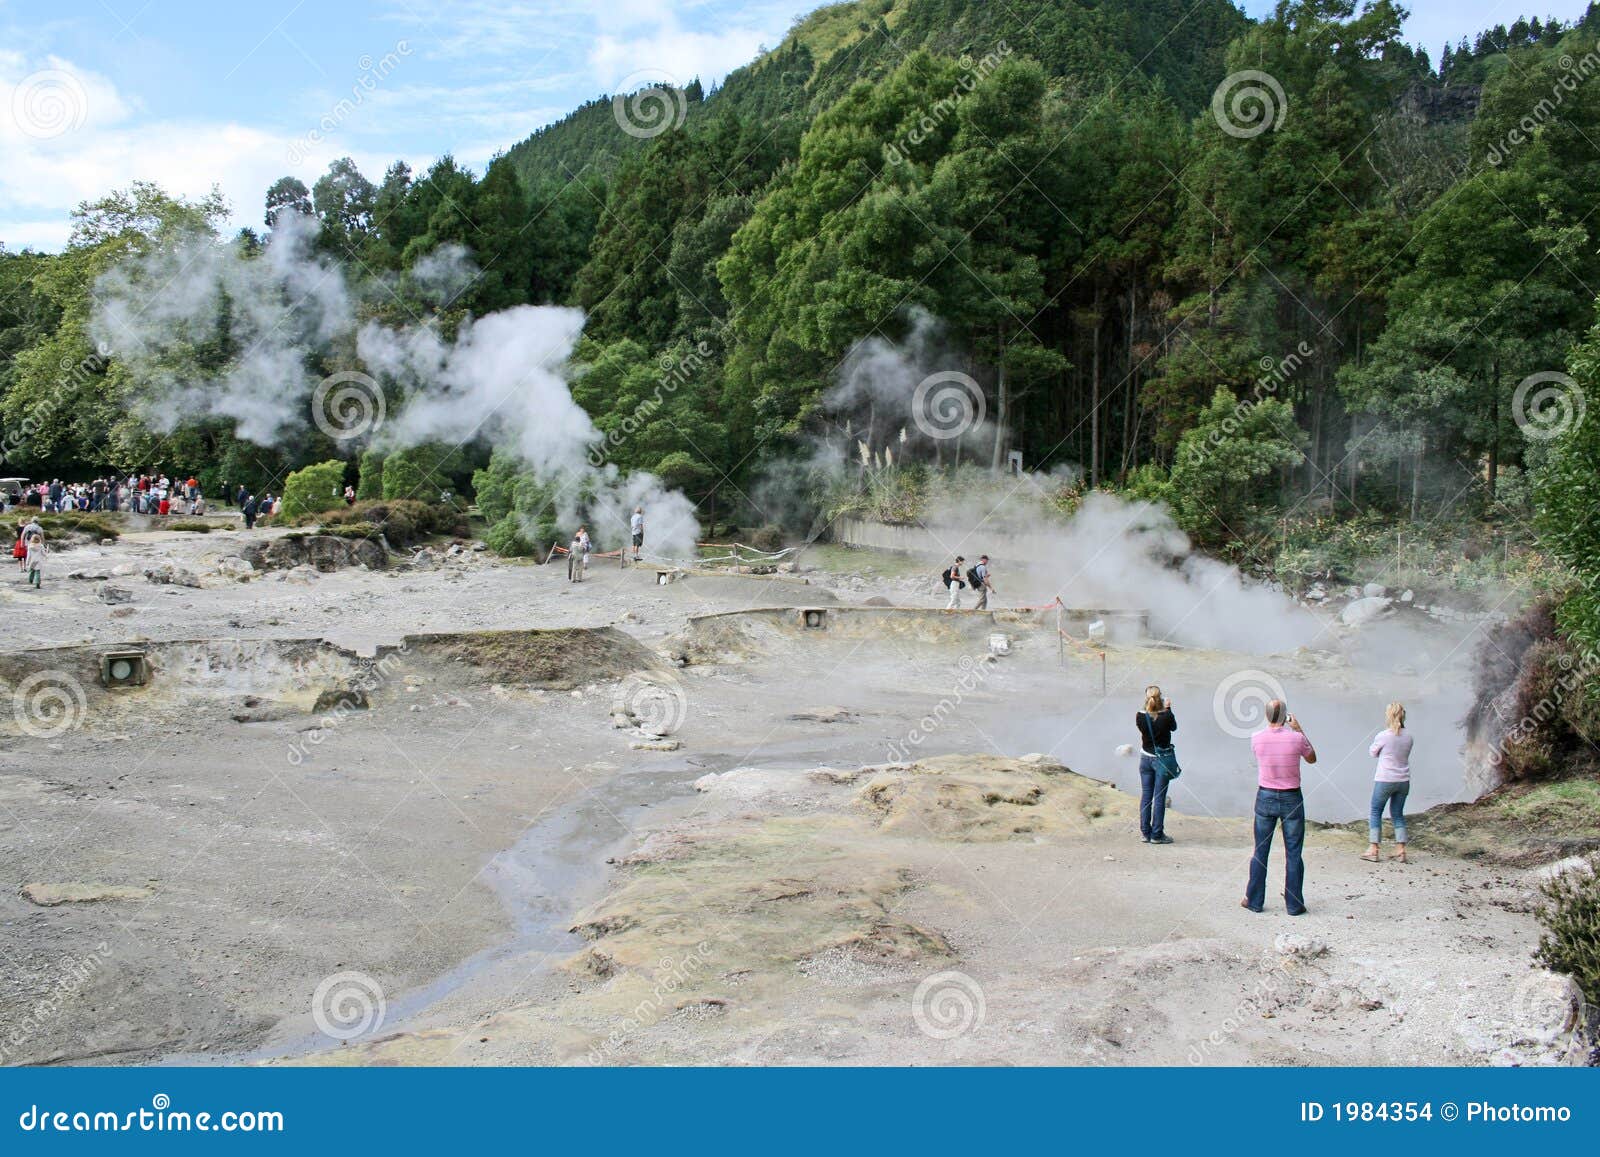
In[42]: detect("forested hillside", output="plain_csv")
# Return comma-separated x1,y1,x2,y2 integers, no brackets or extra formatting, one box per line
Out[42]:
4,0,1600,647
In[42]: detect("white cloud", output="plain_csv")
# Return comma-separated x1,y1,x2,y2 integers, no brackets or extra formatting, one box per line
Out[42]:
0,56,427,250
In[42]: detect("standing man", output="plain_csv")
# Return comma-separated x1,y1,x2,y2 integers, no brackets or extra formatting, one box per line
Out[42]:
941,555,966,609
242,494,258,530
972,555,995,610
1243,699,1316,916
630,506,645,562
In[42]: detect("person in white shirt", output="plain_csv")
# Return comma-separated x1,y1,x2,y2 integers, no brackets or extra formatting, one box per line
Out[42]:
629,507,645,562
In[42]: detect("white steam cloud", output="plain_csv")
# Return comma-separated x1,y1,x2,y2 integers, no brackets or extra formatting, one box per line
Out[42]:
87,215,700,557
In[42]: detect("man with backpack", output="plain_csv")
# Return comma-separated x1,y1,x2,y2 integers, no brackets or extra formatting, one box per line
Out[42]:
971,555,995,610
940,555,967,609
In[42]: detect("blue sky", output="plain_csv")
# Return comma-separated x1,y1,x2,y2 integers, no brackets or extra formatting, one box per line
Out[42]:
2,0,1592,250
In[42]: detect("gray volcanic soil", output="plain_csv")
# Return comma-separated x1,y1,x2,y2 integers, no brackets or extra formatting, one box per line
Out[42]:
0,527,1581,1066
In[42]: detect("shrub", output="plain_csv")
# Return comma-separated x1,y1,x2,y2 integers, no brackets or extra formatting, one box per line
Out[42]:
485,515,538,557
280,460,348,519
748,525,783,551
381,444,461,502
0,512,119,546
356,449,384,500
1535,857,1600,1014
286,499,466,546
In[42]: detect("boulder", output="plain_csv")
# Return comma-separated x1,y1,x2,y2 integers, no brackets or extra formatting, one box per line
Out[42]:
143,564,203,588
1341,596,1392,627
95,584,132,604
1362,582,1388,598
241,534,386,573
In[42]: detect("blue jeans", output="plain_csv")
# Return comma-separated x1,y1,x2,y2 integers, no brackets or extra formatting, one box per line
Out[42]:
1245,787,1305,914
1138,755,1168,839
1369,780,1409,843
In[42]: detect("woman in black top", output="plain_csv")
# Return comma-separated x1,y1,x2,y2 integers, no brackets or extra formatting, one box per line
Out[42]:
1137,684,1177,844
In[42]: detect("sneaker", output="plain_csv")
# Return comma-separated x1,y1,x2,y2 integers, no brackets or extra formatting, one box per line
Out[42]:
1150,835,1174,845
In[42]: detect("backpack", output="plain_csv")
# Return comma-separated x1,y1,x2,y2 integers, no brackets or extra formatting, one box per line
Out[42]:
940,567,959,588
967,566,984,589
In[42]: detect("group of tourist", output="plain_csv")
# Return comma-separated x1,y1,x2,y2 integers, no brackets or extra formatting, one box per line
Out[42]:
1133,688,1414,914
12,474,207,515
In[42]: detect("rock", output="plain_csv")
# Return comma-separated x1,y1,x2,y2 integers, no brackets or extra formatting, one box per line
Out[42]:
312,688,369,713
22,882,155,906
242,535,386,573
110,563,138,576
470,541,487,552
96,584,132,604
863,595,893,607
143,564,203,588
67,569,110,581
283,564,321,584
1273,933,1329,960
631,738,681,751
610,713,633,729
1362,582,1387,598
109,607,136,619
1341,596,1392,627
215,556,255,576
1400,589,1414,603
447,543,465,556
1304,588,1326,601
1513,971,1585,1045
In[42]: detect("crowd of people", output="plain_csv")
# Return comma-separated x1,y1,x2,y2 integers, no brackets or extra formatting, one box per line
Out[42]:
1132,689,1414,915
0,475,292,527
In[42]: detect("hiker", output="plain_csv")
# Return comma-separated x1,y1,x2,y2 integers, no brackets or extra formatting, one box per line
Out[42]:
1136,685,1178,845
23,530,45,589
1364,701,1413,864
970,555,995,610
941,555,967,609
242,494,258,530
236,484,247,508
1243,699,1316,916
630,506,645,562
344,484,356,505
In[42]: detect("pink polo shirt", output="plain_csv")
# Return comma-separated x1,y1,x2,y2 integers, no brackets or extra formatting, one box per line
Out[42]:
1252,725,1313,790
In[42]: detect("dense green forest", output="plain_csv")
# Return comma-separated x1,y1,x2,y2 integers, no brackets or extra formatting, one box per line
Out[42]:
4,0,1600,646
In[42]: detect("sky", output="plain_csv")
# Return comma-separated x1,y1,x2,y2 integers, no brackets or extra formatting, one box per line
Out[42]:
1,0,1593,251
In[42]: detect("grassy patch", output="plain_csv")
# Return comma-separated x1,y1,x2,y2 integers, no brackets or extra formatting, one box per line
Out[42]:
0,512,120,547
166,519,213,533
